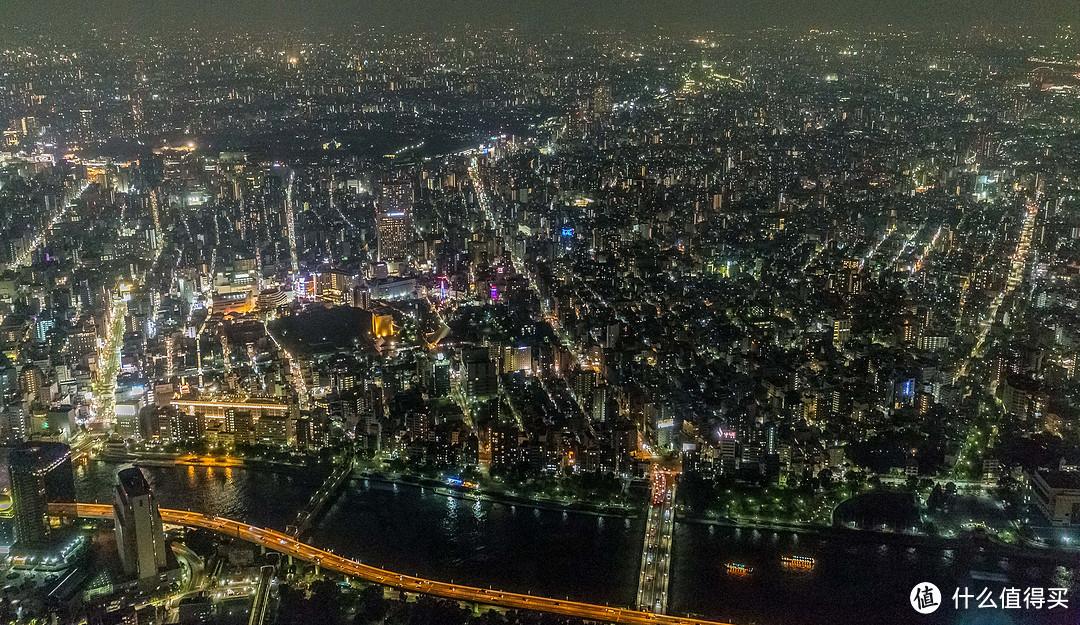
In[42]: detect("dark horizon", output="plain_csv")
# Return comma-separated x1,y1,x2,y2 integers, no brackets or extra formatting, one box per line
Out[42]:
3,4,1080,624
3,0,1078,35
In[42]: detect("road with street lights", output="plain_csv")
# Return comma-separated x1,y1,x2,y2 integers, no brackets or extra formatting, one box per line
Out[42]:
51,502,729,625
637,468,677,614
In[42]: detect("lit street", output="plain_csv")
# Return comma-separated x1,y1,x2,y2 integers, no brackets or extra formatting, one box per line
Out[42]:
52,502,732,625
637,468,677,614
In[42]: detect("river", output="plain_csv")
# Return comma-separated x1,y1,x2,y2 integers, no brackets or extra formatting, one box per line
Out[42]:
74,461,1078,625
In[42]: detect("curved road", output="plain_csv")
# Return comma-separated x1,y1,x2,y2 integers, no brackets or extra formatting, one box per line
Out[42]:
50,503,733,625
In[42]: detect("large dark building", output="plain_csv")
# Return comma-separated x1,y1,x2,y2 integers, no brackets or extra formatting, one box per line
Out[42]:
460,348,497,398
114,466,167,580
7,442,75,548
376,179,413,264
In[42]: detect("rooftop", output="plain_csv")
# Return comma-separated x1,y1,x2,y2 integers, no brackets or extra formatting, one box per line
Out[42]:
116,467,151,498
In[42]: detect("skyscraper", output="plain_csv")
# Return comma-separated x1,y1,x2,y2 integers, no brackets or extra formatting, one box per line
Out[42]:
460,348,498,397
8,442,75,548
114,467,167,580
19,365,46,405
432,354,451,397
591,83,613,120
376,180,413,263
9,453,46,548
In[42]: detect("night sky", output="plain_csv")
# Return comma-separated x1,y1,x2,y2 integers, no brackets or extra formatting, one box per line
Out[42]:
3,0,1078,33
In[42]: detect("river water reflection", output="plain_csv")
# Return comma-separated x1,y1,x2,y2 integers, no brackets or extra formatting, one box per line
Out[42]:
75,461,1076,625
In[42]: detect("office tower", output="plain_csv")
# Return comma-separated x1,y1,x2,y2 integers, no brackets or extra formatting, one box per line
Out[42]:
0,449,14,553
9,459,46,548
19,365,46,405
114,466,167,579
77,109,93,142
490,425,518,468
591,84,613,119
460,348,497,397
3,406,29,442
376,180,413,263
0,357,16,409
832,317,852,348
8,442,75,547
432,355,451,397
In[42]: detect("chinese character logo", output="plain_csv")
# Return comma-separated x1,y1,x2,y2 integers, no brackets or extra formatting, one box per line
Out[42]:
911,583,942,614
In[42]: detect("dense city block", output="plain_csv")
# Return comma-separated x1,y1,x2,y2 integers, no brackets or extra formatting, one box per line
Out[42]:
0,21,1078,625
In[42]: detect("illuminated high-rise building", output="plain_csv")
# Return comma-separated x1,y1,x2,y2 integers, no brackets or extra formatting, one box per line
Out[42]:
0,449,14,553
591,83,613,120
432,355,451,397
77,109,93,142
8,442,75,548
490,425,518,468
114,466,167,580
376,180,413,263
832,317,851,348
461,348,497,398
19,365,46,406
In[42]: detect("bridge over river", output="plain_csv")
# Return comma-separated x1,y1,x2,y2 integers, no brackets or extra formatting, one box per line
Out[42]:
51,502,732,625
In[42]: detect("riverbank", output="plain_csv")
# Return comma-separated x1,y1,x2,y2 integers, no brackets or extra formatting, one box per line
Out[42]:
354,470,645,520
73,460,1080,625
678,512,951,546
91,453,644,520
93,452,1075,566
677,511,1080,565
93,451,327,477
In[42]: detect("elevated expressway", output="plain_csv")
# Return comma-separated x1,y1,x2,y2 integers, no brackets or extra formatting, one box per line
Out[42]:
50,503,732,625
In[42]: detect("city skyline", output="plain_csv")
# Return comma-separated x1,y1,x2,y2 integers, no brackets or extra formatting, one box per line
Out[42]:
0,16,1078,625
